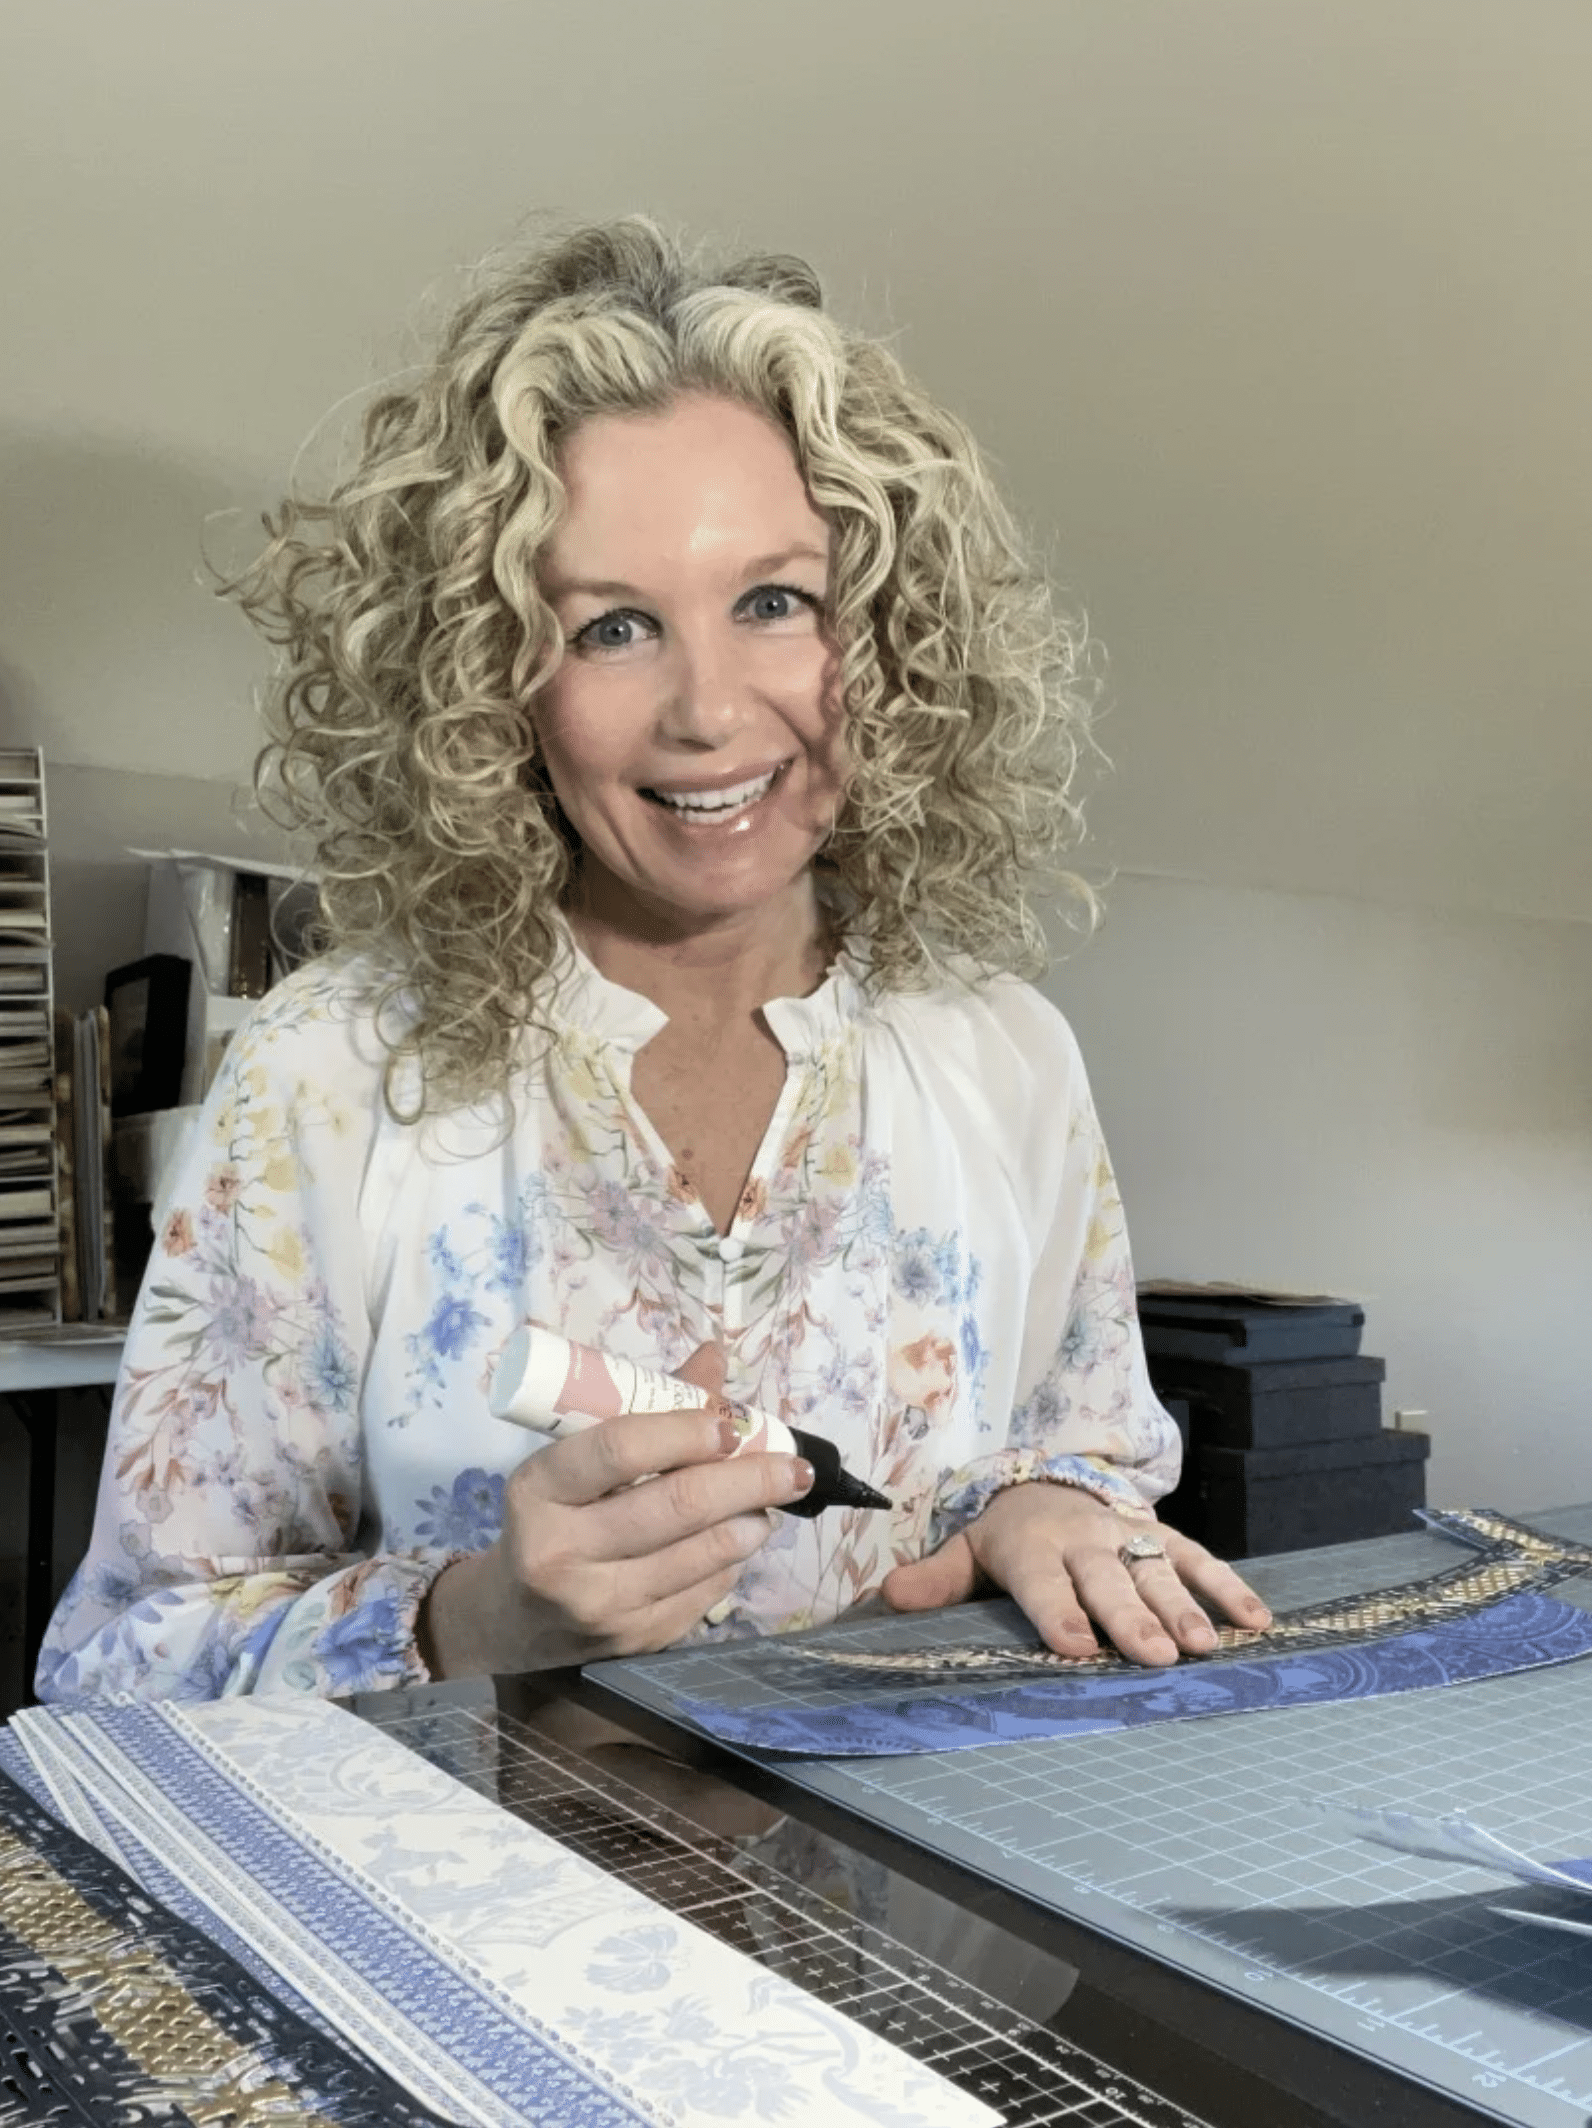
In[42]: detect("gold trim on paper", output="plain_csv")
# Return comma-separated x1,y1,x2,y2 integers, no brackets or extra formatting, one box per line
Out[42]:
789,1511,1592,1677
0,1824,336,2126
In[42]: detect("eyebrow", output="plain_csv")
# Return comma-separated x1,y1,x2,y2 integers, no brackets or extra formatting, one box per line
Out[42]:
546,543,830,601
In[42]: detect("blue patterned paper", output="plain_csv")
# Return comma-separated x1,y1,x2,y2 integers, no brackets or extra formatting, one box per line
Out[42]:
673,1590,1592,1756
73,1706,654,2128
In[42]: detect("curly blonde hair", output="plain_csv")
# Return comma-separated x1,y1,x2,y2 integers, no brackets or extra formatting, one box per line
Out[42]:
232,217,1097,1112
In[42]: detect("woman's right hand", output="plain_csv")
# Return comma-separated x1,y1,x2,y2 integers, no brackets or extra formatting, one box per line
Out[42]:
417,1352,813,1679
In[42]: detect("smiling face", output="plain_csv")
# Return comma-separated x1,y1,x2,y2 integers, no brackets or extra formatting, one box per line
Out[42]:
531,393,846,943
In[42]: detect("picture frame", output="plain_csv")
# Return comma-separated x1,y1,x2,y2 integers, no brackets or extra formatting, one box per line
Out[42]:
103,953,192,1117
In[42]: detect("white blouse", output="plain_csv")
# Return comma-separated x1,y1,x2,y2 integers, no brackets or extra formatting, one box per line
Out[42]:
40,940,1178,1703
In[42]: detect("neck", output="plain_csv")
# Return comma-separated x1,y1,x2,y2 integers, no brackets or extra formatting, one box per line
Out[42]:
567,871,833,1026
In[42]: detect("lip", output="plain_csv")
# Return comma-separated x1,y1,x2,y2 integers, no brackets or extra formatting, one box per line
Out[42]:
640,757,794,799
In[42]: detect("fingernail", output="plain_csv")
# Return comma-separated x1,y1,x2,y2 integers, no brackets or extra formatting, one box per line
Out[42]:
717,1417,742,1456
788,1458,815,1494
1184,1616,1217,1648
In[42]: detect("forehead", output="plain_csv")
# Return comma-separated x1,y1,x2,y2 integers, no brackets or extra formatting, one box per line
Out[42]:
545,394,828,576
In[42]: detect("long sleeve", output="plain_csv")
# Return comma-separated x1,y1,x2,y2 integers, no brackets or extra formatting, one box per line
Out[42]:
928,993,1181,1547
37,966,448,1704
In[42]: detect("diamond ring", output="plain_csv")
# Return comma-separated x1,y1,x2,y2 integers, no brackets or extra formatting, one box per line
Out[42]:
1118,1533,1169,1567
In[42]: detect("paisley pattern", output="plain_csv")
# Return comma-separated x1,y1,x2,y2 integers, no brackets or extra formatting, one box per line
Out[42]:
40,937,1177,1703
778,1509,1592,1678
665,1590,1592,1756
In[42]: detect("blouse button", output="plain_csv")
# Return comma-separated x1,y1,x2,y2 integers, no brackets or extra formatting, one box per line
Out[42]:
717,1235,745,1264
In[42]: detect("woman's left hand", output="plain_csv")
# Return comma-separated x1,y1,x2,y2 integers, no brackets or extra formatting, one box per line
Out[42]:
880,1483,1271,1665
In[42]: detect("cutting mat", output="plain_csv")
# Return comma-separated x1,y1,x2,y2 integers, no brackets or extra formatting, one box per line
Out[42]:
588,1507,1592,2128
358,1689,1210,2128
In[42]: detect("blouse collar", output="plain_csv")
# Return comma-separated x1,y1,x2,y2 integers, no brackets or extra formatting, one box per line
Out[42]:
546,921,869,1062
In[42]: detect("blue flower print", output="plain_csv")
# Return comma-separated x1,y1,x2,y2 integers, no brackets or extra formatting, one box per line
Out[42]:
1060,1291,1114,1372
487,1215,533,1294
421,1292,485,1363
559,2008,655,2073
586,1922,679,1993
852,1159,893,1248
1011,1372,1068,1449
314,1594,407,1694
892,1228,941,1305
413,1468,505,1550
649,2051,798,2119
892,1224,973,1309
201,1273,279,1366
304,1319,358,1414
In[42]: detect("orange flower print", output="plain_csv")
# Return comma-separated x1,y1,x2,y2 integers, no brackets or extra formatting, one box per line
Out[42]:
888,1334,958,1425
161,1208,196,1256
778,1123,813,1174
737,1176,768,1223
204,1165,243,1213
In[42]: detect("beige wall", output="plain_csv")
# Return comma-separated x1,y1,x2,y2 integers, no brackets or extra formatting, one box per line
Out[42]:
4,0,1591,919
44,763,290,1013
1048,877,1592,1507
2,4,1589,1503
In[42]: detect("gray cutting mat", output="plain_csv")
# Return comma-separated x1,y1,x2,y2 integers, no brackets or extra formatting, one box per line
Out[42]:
590,1507,1592,2128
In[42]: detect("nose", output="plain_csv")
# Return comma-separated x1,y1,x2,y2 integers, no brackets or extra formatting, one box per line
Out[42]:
655,620,747,750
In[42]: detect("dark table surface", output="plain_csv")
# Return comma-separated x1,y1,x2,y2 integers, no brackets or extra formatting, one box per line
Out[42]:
351,1514,1592,2128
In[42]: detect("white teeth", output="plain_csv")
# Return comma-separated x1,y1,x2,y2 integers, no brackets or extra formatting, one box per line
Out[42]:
651,770,778,815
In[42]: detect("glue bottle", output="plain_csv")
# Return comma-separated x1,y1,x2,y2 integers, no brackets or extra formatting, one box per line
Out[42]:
488,1325,890,1520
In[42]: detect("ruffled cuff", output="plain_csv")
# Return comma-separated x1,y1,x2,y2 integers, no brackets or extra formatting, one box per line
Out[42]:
254,1551,463,1699
929,1449,1158,1552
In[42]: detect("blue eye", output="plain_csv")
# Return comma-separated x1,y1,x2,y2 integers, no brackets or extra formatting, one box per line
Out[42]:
739,584,818,623
571,609,654,654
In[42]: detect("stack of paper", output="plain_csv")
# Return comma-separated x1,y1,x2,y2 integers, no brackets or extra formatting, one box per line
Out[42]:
0,749,62,1327
2,1698,997,2128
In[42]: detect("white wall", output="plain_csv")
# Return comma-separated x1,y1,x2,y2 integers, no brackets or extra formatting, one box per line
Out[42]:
3,6,1588,1519
43,763,289,1013
1046,875,1592,1511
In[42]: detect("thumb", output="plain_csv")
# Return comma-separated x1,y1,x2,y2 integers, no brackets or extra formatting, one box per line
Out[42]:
881,1532,978,1614
672,1340,728,1400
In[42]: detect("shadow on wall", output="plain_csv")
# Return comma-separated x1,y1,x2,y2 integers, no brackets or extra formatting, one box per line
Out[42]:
0,426,298,1011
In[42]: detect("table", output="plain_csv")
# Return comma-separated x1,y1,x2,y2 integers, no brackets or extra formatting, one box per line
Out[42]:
377,1673,1497,2128
0,1328,124,1696
478,1516,1592,2128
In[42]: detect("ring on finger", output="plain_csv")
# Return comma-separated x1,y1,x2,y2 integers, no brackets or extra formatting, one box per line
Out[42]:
1118,1533,1170,1568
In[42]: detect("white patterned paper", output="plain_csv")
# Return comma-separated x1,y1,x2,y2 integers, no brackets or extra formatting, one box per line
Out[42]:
11,1698,999,2128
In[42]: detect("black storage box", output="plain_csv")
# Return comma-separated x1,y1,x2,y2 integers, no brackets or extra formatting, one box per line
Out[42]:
1146,1354,1387,1449
1138,1290,1365,1364
1193,1429,1430,1558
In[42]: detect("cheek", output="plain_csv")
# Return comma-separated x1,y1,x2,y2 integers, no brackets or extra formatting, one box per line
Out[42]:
531,678,627,802
789,643,849,778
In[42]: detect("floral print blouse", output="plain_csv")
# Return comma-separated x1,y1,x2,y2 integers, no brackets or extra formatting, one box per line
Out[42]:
39,940,1178,1704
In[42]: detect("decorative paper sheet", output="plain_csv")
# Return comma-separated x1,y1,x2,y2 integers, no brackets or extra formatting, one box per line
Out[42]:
8,1698,999,2128
0,1758,452,2127
657,1589,1592,1756
590,1510,1592,1757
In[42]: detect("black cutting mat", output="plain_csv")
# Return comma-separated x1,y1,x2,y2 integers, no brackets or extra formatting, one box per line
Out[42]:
357,1690,1213,2128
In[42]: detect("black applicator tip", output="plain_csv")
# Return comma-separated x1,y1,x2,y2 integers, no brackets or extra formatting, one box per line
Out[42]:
785,1426,893,1519
832,1471,894,1512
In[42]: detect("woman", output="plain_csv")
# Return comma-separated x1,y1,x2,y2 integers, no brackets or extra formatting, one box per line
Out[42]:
40,219,1266,1703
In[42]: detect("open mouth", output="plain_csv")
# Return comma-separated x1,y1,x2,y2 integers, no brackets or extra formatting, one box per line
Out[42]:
641,763,788,821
